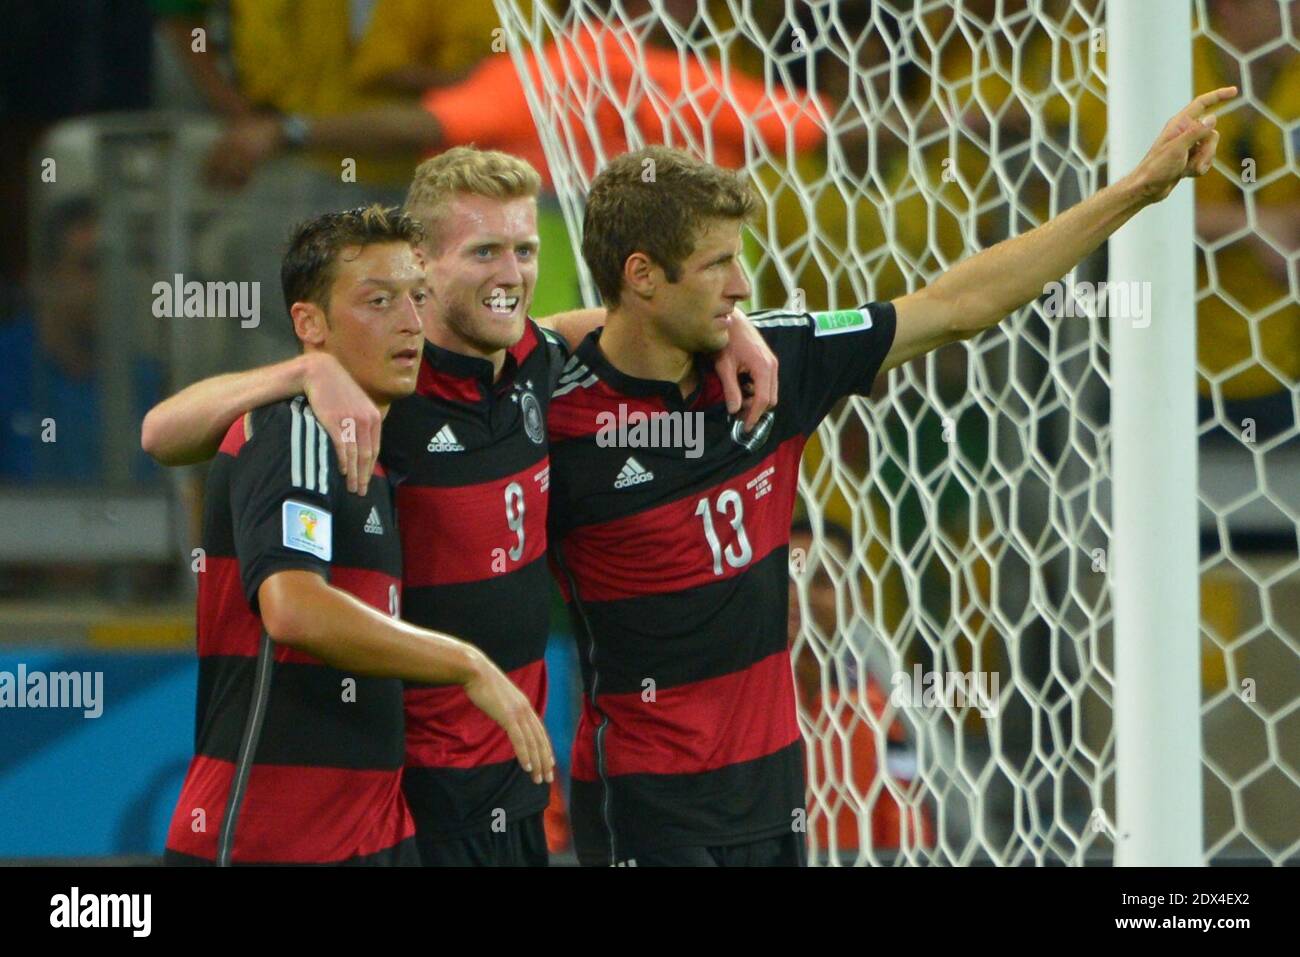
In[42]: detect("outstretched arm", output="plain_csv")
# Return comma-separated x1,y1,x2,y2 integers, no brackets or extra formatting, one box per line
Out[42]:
141,352,383,494
882,86,1236,374
204,107,443,189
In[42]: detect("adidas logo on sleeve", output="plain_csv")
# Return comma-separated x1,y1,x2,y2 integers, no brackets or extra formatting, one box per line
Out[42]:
363,507,384,535
613,456,654,489
426,424,465,452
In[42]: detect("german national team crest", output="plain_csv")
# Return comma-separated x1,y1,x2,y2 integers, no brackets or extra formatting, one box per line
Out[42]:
730,411,774,452
521,390,545,444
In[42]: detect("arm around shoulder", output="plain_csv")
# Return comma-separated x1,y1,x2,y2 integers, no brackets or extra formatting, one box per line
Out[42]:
141,354,313,466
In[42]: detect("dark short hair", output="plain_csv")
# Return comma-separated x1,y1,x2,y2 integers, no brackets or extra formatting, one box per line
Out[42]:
280,204,424,316
581,146,757,305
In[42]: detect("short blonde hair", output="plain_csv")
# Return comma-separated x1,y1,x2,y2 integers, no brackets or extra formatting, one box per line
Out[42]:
405,146,542,251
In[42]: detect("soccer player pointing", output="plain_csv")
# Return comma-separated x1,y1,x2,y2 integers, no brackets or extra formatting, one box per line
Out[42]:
548,88,1233,866
164,206,552,866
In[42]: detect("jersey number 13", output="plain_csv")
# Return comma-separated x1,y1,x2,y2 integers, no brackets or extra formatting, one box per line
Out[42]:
695,490,753,576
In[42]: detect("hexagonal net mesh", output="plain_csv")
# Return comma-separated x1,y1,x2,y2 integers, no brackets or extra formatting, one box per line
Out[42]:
495,0,1300,864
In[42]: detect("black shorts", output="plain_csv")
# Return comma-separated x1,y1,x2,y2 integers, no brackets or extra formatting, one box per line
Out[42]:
415,810,549,867
598,833,806,867
163,835,421,866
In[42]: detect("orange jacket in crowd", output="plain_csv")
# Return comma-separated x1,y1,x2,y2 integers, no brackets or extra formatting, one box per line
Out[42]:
422,24,827,186
803,677,936,855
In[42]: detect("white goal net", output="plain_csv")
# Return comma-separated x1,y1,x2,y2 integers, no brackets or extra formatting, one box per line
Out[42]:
496,0,1300,864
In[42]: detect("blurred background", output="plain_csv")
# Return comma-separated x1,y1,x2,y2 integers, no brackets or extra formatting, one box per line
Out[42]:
0,0,1296,864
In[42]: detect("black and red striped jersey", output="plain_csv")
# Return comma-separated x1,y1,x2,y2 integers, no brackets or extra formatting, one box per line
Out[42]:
380,318,568,840
547,303,898,863
166,396,413,865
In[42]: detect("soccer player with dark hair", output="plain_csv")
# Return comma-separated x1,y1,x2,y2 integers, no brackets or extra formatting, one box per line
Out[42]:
163,205,552,866
549,87,1231,866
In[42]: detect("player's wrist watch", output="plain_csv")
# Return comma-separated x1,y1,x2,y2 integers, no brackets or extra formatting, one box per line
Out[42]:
279,113,312,150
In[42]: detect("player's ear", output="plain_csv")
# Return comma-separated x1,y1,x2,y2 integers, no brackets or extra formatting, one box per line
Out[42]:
291,301,329,347
622,251,658,300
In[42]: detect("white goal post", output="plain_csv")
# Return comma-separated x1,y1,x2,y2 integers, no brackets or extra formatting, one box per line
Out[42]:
495,0,1300,865
1106,0,1200,867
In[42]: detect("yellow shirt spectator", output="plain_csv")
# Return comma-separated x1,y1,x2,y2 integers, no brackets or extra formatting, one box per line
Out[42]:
154,0,504,183
226,0,500,113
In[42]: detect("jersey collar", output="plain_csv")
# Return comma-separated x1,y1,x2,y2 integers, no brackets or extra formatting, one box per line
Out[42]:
419,319,537,396
575,328,713,411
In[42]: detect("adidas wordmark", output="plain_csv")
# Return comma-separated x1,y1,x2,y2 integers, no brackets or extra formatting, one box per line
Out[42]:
427,424,465,452
614,456,654,489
